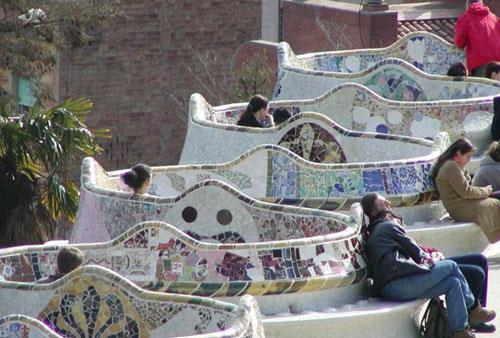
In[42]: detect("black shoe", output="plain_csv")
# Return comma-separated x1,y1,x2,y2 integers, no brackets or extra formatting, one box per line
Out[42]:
471,322,496,333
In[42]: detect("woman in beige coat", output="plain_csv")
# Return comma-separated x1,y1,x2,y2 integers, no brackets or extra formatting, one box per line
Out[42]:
432,138,500,243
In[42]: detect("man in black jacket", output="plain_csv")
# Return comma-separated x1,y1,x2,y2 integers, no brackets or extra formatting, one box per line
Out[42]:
361,192,495,338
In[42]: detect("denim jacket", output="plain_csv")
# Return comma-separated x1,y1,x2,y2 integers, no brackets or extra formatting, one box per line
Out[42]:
365,218,431,294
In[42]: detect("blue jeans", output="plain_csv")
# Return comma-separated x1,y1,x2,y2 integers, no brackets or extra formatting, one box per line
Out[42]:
449,253,488,307
381,260,475,332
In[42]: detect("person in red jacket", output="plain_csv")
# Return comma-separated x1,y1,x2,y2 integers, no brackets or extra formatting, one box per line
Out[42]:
455,0,500,76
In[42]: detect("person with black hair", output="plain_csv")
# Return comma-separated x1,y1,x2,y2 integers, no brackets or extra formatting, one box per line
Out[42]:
273,107,291,125
236,94,274,128
473,141,500,191
485,62,500,81
432,138,500,243
121,163,152,195
448,62,468,77
36,247,84,284
360,193,496,337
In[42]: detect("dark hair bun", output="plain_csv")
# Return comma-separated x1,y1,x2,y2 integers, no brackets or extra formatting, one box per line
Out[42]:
121,163,151,190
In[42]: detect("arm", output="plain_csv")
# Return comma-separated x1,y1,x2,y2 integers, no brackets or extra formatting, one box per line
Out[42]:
388,223,427,263
442,162,490,199
472,171,490,188
455,16,467,49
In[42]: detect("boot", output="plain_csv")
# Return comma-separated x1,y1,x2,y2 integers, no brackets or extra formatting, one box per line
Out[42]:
452,328,475,338
468,303,496,325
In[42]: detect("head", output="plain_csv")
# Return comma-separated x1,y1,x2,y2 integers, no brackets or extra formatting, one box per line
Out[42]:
432,138,475,181
239,94,269,122
447,62,468,77
485,62,500,81
360,193,392,223
57,247,84,275
487,141,500,162
467,0,483,6
121,163,152,194
273,108,291,125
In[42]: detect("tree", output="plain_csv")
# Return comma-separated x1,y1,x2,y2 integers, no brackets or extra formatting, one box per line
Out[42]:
0,98,107,246
0,0,120,107
231,51,274,102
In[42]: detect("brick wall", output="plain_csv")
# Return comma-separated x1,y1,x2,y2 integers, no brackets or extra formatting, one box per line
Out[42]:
58,0,261,171
282,1,397,54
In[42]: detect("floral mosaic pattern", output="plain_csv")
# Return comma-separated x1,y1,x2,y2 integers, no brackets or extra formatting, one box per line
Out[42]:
278,123,347,163
0,266,263,338
308,31,465,75
0,223,365,298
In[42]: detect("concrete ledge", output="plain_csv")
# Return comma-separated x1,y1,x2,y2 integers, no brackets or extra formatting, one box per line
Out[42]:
262,298,425,338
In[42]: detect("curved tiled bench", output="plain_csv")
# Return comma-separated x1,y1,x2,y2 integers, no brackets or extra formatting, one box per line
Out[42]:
298,31,464,75
274,45,500,101
73,163,361,243
181,88,493,166
3,220,367,316
0,315,62,338
80,132,444,216
0,265,264,338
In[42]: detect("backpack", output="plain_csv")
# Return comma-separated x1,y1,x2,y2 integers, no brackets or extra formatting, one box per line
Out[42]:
419,298,453,338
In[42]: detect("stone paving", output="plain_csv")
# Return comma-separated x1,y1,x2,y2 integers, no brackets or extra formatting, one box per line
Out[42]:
479,243,500,337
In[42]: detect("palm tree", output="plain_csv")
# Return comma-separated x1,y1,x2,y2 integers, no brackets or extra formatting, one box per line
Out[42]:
0,98,108,246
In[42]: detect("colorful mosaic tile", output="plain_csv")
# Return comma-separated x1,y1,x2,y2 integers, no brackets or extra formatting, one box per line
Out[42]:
182,82,493,165
0,266,264,338
0,220,364,299
305,31,465,75
73,158,355,244
274,41,500,101
0,315,62,338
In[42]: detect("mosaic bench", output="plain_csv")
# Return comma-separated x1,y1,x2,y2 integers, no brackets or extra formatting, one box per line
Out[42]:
180,89,494,165
274,46,500,101
1,225,426,337
73,158,362,244
0,315,62,338
0,265,264,338
136,139,444,213
2,220,366,315
297,31,464,75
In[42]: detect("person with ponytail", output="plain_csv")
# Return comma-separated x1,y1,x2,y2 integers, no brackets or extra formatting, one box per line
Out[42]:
361,193,496,337
120,163,152,195
432,138,500,243
236,94,274,128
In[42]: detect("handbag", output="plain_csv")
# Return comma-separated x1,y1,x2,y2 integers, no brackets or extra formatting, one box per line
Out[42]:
419,298,453,338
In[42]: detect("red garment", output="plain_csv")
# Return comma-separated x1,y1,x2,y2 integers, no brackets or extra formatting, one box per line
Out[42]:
455,3,500,71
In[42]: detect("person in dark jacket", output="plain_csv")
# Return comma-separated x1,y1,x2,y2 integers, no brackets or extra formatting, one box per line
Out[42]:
361,192,496,338
236,95,274,128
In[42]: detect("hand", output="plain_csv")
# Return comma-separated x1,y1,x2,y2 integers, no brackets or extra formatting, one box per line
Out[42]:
431,251,445,261
265,113,275,127
422,253,435,268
